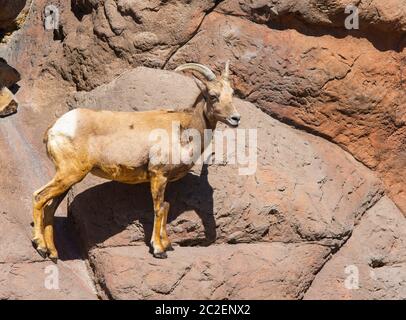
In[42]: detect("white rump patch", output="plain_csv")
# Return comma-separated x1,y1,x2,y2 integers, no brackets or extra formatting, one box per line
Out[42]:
50,109,78,139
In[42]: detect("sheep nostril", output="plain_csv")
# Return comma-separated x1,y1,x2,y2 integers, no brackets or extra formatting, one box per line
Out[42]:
231,114,241,122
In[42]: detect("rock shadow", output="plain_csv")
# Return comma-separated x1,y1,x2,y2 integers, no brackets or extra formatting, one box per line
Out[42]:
56,165,215,261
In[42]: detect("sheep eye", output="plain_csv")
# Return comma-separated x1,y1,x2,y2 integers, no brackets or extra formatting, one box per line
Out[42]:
210,94,219,101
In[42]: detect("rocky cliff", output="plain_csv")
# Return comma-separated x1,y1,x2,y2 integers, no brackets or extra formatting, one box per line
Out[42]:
0,0,405,300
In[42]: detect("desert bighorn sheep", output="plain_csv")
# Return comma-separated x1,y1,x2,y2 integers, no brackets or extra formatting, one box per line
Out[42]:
32,62,240,260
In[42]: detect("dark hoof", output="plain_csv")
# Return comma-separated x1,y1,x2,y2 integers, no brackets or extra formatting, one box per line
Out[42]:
49,256,58,264
32,240,48,259
165,244,174,252
153,251,168,259
37,247,48,259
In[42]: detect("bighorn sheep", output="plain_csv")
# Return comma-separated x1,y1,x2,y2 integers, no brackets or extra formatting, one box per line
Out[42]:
32,62,240,260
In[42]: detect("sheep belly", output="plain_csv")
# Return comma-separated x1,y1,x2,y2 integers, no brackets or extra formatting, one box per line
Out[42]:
90,164,149,184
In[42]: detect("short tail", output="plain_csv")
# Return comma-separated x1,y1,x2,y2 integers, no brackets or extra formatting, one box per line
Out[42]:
43,125,52,157
43,124,53,143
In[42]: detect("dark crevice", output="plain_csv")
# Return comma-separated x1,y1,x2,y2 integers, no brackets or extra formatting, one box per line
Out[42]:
369,258,386,269
217,9,405,53
53,25,65,41
162,0,225,69
87,258,114,300
71,0,94,21
301,189,384,299
247,100,336,142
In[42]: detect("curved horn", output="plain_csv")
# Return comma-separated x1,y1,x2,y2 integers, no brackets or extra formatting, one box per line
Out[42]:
175,63,216,81
223,60,230,80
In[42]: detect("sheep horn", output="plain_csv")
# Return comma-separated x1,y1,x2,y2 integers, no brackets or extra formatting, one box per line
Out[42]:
175,63,216,81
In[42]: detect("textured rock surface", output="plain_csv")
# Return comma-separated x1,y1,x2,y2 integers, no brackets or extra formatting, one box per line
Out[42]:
91,243,330,300
56,0,219,90
166,9,406,214
65,68,406,299
69,69,383,253
305,197,406,300
0,0,405,300
25,0,404,213
0,98,97,299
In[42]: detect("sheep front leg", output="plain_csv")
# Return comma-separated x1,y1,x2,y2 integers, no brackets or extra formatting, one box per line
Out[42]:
150,173,168,259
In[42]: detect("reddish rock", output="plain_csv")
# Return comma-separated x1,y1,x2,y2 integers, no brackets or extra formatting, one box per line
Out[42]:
64,68,406,299
0,261,96,300
9,1,403,214
305,197,406,300
57,0,219,90
0,0,405,300
219,0,406,38
0,93,97,298
91,243,330,300
68,68,383,253
167,10,406,214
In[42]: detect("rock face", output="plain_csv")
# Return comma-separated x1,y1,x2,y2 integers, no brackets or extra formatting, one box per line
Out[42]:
0,98,97,299
65,67,404,299
166,4,406,214
0,0,405,300
90,243,330,299
305,197,406,300
56,0,219,90
15,0,402,213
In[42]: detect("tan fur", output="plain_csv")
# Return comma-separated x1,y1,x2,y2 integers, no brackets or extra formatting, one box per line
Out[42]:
32,63,240,260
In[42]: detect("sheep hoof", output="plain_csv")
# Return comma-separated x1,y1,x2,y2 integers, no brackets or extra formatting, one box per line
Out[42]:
49,256,58,264
49,251,59,264
153,251,168,259
36,246,48,259
165,244,174,251
32,239,48,259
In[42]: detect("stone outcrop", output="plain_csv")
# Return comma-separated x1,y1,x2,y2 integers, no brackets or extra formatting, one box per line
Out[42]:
30,0,404,213
66,68,405,299
166,4,406,214
305,197,406,300
0,59,20,117
0,0,405,300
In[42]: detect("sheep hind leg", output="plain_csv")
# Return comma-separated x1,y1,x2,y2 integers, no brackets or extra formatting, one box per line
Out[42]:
160,202,173,251
32,169,88,260
43,190,69,262
150,173,168,259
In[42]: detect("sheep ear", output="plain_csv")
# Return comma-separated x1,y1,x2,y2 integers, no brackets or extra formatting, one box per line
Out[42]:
193,76,208,95
222,60,230,80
